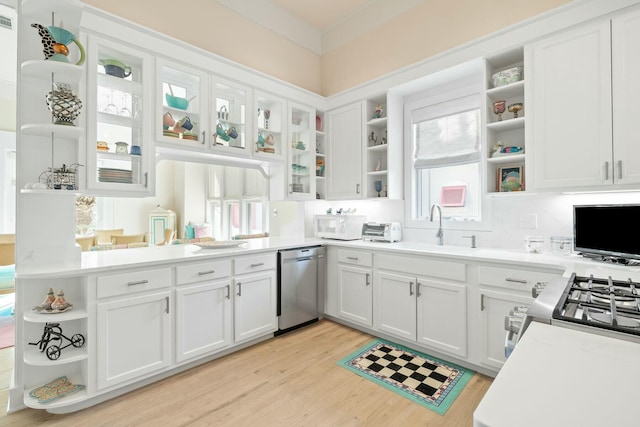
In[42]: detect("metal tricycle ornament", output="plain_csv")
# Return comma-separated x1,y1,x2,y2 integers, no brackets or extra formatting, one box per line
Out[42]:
29,322,85,361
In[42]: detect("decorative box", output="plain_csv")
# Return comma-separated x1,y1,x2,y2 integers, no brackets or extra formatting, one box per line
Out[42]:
492,66,523,87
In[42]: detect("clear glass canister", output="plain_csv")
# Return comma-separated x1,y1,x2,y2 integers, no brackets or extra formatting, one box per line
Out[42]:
524,236,544,253
550,236,572,255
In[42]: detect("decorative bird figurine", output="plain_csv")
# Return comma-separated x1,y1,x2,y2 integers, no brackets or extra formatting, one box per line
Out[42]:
31,22,85,65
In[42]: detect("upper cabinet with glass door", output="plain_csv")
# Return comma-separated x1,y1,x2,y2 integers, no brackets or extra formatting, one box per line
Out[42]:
212,78,249,154
254,91,285,160
86,36,154,196
157,60,208,150
288,103,315,200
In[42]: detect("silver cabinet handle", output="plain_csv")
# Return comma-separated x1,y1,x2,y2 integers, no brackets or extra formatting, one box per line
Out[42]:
127,279,149,286
237,282,242,296
346,256,358,261
226,284,230,300
416,282,422,298
165,296,170,314
409,281,414,296
604,161,609,181
202,130,206,144
618,160,623,180
289,184,293,194
480,294,485,311
250,263,264,267
356,183,360,194
144,172,148,188
198,270,216,275
505,278,528,284
365,273,370,286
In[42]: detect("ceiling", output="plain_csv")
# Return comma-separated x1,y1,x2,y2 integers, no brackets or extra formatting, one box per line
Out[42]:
269,0,372,32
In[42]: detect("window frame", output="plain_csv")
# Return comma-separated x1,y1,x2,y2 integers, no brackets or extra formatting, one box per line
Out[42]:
403,78,491,232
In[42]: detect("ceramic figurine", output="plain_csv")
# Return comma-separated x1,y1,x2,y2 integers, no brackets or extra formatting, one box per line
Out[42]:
41,288,55,310
31,23,85,65
368,131,377,146
372,104,383,119
51,289,72,311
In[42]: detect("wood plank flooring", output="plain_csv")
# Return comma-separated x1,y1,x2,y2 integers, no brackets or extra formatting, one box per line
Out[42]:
0,320,492,426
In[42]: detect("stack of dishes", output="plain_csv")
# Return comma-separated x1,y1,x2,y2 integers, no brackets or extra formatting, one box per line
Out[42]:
259,146,275,154
182,131,198,141
163,129,179,138
98,167,133,184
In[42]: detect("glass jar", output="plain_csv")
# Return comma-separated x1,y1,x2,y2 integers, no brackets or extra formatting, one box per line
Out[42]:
524,236,544,253
550,236,572,255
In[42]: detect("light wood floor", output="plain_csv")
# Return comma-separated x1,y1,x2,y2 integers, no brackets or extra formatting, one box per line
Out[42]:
0,320,492,426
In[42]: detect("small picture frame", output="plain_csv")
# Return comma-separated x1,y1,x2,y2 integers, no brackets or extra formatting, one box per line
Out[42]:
497,165,524,192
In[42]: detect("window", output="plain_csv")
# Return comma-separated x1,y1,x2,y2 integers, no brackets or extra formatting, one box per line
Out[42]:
404,79,488,229
207,165,268,239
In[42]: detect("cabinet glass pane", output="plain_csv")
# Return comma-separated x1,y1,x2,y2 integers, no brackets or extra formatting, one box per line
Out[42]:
161,66,201,143
94,44,146,188
214,81,246,150
289,106,313,196
256,95,283,156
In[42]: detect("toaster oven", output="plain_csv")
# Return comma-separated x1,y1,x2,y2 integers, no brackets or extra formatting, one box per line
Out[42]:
361,222,402,242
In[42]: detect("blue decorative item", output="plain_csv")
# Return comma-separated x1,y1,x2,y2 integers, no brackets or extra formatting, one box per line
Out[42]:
31,23,86,65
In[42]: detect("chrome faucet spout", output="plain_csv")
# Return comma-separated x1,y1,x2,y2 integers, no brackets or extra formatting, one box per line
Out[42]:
429,204,444,246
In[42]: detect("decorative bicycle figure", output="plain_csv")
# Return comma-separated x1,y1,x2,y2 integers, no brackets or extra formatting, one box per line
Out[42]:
29,322,85,360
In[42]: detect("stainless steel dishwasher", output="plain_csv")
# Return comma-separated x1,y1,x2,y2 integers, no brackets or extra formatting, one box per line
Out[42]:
276,246,325,335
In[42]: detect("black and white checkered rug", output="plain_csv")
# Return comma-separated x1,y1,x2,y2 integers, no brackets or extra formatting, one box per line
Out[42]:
338,339,473,415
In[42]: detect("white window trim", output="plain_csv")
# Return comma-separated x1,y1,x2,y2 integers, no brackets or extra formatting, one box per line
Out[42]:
403,78,492,232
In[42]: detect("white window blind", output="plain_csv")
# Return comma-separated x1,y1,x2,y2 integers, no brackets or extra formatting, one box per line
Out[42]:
412,94,480,168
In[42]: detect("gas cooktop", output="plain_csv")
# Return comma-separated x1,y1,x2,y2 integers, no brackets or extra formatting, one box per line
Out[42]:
552,274,640,339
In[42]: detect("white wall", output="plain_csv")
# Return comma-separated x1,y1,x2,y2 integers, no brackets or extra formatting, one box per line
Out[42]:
0,3,16,132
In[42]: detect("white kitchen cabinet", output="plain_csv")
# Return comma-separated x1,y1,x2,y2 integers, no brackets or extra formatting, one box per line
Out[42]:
287,102,316,200
175,280,232,362
364,94,389,198
233,271,277,343
326,102,364,200
336,249,373,327
611,9,640,186
85,35,154,196
315,110,326,199
478,289,532,370
97,290,171,390
175,259,233,362
233,253,277,343
254,91,286,160
484,48,526,194
416,279,467,358
212,77,250,153
476,264,562,369
156,59,209,150
526,19,640,190
375,254,468,358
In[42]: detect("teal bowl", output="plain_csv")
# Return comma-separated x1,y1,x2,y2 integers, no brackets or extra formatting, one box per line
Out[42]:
165,94,188,110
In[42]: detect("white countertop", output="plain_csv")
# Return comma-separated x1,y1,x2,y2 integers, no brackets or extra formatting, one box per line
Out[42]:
473,321,640,427
16,236,640,280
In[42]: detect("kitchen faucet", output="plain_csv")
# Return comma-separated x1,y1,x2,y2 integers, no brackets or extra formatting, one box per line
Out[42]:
429,204,444,246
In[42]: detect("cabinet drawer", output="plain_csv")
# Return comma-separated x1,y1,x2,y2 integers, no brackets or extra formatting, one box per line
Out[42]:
97,267,172,299
338,249,373,267
376,253,466,282
234,253,276,275
176,259,231,285
477,265,562,291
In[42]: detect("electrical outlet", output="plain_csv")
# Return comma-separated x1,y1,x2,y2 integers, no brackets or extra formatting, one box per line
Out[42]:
520,213,538,229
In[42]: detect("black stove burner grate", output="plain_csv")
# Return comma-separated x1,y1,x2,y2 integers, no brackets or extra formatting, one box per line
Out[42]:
552,273,640,336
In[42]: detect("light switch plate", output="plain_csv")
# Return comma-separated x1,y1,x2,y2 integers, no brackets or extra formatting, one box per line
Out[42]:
520,213,538,229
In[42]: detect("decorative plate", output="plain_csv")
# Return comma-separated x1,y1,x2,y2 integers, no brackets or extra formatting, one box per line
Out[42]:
195,240,247,249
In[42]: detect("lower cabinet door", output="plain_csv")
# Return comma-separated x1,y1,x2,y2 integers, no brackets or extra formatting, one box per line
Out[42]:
175,280,232,362
337,264,373,327
234,271,277,343
479,288,532,369
375,271,416,341
97,291,171,390
417,278,467,358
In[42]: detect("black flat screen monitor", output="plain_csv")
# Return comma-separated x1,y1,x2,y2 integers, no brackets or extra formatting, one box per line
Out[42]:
574,204,640,261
